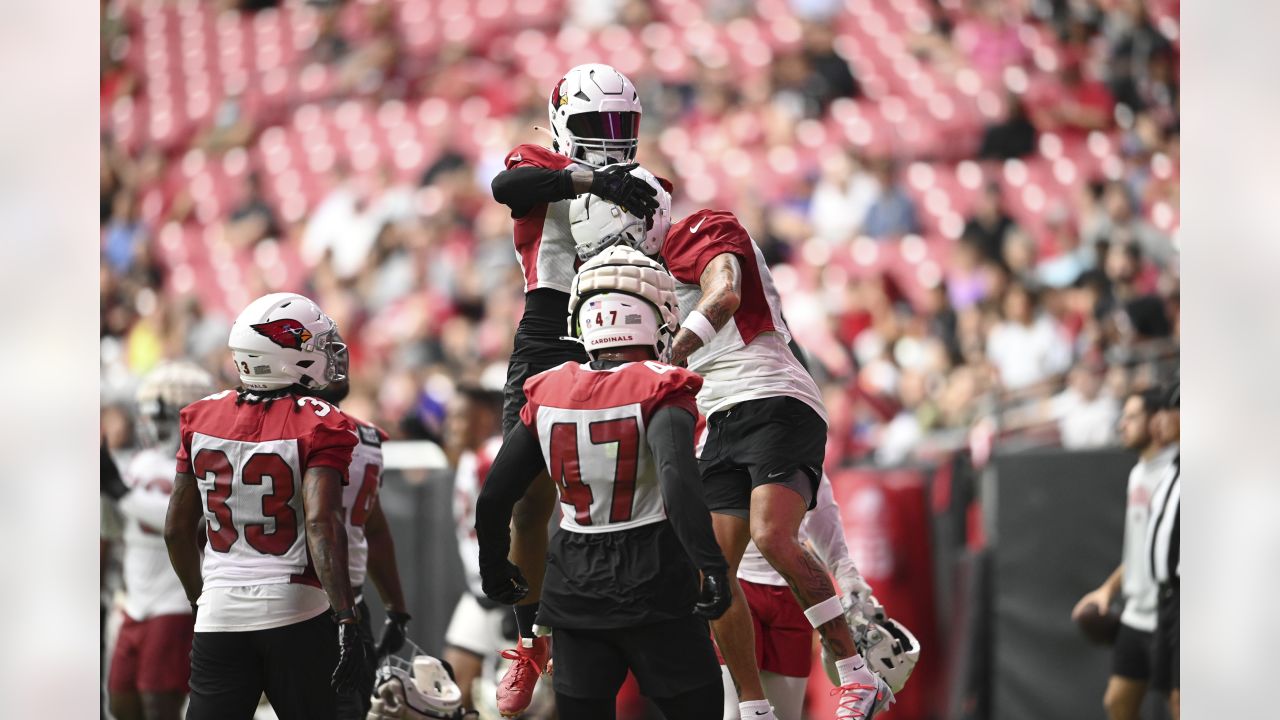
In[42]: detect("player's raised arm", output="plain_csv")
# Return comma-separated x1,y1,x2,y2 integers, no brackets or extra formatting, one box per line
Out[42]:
646,403,732,620
164,471,205,611
491,160,657,219
669,251,741,367
474,423,546,605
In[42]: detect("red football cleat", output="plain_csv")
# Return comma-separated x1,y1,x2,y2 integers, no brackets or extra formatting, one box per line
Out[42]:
496,635,551,717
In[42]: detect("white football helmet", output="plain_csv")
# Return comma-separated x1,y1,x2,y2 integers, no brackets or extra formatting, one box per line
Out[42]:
567,246,680,362
856,617,921,694
227,292,347,392
367,649,464,720
569,165,671,260
135,360,217,446
548,63,642,167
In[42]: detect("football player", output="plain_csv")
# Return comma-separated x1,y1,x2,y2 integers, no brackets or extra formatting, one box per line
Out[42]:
311,334,412,720
441,384,514,711
474,247,732,720
570,178,895,719
164,292,365,720
719,473,878,720
486,62,659,716
102,361,216,720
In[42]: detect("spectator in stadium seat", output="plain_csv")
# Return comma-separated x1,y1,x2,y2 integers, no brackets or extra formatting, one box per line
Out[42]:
1085,182,1175,267
986,282,1073,390
1049,363,1119,449
226,172,281,249
103,189,146,274
953,0,1030,82
801,21,862,109
963,182,1018,265
809,151,877,243
309,3,351,64
862,159,921,239
1036,207,1093,288
977,92,1038,160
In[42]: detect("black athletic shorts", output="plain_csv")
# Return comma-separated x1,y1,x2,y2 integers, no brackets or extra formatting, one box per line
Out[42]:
537,522,700,630
552,615,721,700
187,611,337,720
1151,584,1179,693
699,396,826,514
1111,622,1153,681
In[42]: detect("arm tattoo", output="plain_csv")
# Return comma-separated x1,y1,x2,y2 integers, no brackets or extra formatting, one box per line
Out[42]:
164,472,206,605
302,467,355,614
670,253,742,366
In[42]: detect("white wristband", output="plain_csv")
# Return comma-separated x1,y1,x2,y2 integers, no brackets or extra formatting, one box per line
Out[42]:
803,595,845,628
682,310,717,345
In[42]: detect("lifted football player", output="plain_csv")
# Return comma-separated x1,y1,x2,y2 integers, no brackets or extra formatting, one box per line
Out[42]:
475,247,732,720
486,62,659,716
311,333,412,720
164,293,366,720
103,361,216,720
571,180,895,719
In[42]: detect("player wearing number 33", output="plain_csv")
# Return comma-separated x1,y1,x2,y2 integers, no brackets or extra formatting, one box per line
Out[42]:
164,292,367,720
474,247,733,720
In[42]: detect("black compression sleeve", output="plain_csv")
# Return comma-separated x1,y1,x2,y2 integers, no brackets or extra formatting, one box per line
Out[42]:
490,167,577,217
474,423,547,572
647,406,729,574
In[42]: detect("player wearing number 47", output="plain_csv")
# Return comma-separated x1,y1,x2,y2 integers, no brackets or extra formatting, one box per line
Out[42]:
474,247,733,720
164,292,366,720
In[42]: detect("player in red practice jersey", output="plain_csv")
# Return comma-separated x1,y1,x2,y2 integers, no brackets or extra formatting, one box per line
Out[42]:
474,247,731,720
310,333,411,720
164,293,365,720
485,62,659,716
570,183,896,720
102,362,217,720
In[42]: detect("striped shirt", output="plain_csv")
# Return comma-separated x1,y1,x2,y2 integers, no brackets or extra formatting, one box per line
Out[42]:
1147,451,1180,585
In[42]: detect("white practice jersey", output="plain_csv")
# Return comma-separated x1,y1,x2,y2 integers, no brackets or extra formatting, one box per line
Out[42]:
503,144,583,294
453,436,504,597
1120,444,1178,631
119,446,193,619
662,209,827,421
177,390,358,631
520,361,703,534
344,421,387,588
738,474,859,588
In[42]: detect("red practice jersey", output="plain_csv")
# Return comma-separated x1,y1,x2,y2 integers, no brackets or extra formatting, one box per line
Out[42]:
504,143,582,294
519,361,702,533
661,209,826,420
176,390,358,589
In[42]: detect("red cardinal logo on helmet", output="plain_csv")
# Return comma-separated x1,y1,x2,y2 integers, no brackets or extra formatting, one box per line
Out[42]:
251,319,312,350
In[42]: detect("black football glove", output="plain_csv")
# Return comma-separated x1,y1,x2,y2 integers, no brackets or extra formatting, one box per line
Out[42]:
589,162,659,219
480,561,530,606
695,571,733,620
375,610,411,659
331,619,368,692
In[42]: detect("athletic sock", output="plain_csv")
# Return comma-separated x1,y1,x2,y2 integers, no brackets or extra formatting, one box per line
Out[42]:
738,699,776,719
835,654,870,687
514,602,540,640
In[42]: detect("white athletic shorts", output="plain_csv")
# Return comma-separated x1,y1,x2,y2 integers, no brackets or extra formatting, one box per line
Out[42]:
444,593,510,658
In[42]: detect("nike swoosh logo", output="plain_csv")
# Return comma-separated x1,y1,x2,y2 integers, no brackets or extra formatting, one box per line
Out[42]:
690,216,706,233
767,470,788,479
510,152,522,163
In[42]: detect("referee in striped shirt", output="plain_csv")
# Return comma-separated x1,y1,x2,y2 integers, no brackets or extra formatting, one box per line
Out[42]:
1146,382,1180,720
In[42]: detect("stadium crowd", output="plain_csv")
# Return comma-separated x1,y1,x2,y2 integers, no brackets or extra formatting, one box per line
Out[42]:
100,0,1179,469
